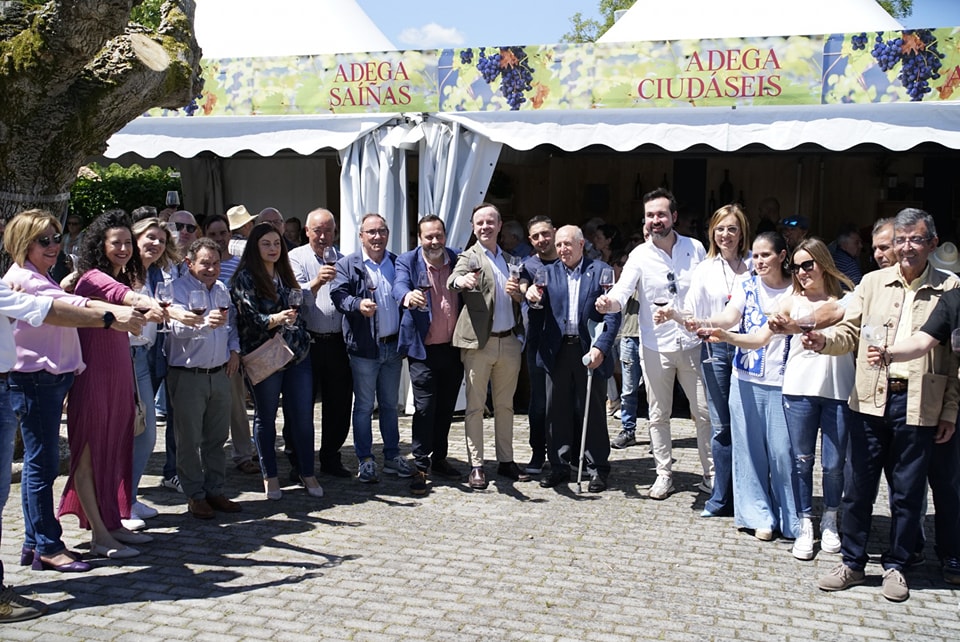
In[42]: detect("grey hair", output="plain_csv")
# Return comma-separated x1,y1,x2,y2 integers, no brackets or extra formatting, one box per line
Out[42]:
871,217,894,237
894,208,937,238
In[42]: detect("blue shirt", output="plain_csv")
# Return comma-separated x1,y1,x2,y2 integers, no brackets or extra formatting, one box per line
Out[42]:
167,272,239,368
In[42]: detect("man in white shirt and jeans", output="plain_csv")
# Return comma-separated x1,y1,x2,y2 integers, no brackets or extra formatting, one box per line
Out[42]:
597,188,713,499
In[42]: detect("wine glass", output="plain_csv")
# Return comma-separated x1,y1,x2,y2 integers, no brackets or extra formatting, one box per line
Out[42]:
364,269,377,295
155,281,173,333
652,286,671,309
599,267,615,294
286,288,303,326
862,321,885,370
466,254,482,291
415,271,431,310
508,255,522,280
213,287,231,331
530,267,547,310
187,289,208,340
952,328,960,355
322,246,338,266
165,190,180,208
697,321,720,363
794,303,817,358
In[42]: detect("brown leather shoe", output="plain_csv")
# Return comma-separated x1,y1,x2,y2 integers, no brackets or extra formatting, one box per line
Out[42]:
206,494,242,513
468,466,488,489
497,461,531,482
187,498,215,519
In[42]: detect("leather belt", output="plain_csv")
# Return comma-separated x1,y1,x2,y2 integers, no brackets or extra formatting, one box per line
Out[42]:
170,364,225,375
887,378,908,393
563,335,581,344
490,330,513,338
310,331,342,340
378,333,398,343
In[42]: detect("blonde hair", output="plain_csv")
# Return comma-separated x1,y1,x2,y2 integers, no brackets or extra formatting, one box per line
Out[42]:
706,204,750,259
791,237,854,297
132,216,180,270
4,209,61,267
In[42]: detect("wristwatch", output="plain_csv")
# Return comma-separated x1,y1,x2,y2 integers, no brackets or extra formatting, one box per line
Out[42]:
102,311,116,329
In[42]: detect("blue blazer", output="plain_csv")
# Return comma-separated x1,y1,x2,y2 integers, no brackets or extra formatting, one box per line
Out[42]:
330,250,399,359
528,256,621,380
392,246,461,361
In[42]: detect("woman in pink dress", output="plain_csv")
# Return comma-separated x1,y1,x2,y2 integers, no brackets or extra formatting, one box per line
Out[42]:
59,210,161,559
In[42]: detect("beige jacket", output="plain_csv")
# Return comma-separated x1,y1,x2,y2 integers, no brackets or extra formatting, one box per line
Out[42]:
447,243,522,350
822,264,960,426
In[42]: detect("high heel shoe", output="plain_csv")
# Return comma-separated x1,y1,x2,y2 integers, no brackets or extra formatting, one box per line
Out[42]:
265,477,282,500
109,529,154,545
300,476,324,498
31,551,92,573
90,542,140,559
19,547,35,566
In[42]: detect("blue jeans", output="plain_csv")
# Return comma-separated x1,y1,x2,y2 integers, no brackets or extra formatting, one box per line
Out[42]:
782,394,850,516
619,336,642,432
842,391,934,571
701,341,734,515
9,370,74,555
131,346,157,498
349,341,403,462
730,378,800,538
0,377,17,585
526,348,547,462
251,356,315,479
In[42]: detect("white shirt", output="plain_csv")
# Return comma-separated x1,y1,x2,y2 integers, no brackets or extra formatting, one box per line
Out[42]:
729,276,791,387
608,233,706,352
483,246,515,334
289,244,343,334
362,249,399,337
564,260,582,335
0,282,52,373
688,253,753,329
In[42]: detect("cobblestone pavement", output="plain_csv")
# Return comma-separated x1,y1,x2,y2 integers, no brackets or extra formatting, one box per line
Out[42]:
2,412,958,641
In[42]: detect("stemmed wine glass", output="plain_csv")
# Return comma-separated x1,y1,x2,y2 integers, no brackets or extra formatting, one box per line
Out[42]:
415,271,431,310
286,288,303,326
155,281,173,333
794,303,817,358
213,287,231,331
862,318,886,370
165,190,180,209
322,246,338,266
697,320,721,364
599,268,614,294
466,254,482,291
508,255,522,280
364,270,378,338
187,289,208,341
652,286,671,309
530,268,547,309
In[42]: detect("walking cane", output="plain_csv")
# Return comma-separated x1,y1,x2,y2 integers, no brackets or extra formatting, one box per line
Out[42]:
576,353,593,494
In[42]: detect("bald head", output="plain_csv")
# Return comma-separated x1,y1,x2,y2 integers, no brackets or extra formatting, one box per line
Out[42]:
305,208,337,255
555,225,585,268
257,207,284,233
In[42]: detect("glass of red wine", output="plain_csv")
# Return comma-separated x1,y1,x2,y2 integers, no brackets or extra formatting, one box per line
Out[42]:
187,289,208,341
322,246,338,266
467,254,482,291
795,303,817,358
213,287,231,330
530,267,547,309
599,267,614,294
652,286,671,309
155,281,173,333
286,288,303,326
697,322,720,363
415,271,431,310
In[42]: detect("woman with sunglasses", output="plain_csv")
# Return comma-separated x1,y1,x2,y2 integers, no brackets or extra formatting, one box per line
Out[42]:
688,231,798,542
125,217,181,528
230,223,319,500
683,205,752,518
58,210,163,559
3,210,108,572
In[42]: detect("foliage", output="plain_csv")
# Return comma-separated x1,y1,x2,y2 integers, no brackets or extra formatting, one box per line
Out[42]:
878,1,913,19
562,0,636,43
68,163,180,225
130,0,165,30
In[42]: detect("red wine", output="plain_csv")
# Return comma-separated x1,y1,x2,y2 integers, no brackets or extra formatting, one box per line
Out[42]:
417,284,431,292
653,299,669,307
798,323,815,333
191,308,207,316
696,329,712,339
218,306,229,313
134,307,150,314
290,305,301,312
158,301,172,309
601,284,612,293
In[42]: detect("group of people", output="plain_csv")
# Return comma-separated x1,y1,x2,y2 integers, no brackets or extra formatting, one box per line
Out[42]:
2,188,960,622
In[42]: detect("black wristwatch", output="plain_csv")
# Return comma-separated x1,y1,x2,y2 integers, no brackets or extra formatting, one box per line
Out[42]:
102,311,116,329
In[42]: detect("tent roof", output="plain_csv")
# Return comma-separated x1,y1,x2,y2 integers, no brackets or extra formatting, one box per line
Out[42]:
599,0,902,42
434,103,960,153
194,0,395,58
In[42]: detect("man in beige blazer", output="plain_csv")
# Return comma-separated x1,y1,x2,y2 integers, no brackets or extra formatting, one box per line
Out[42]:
448,203,529,489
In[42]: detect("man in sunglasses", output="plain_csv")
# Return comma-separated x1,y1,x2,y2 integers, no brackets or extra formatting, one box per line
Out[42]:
597,188,712,501
168,210,199,274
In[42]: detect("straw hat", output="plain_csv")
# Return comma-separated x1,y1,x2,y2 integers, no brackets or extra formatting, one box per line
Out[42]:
930,242,960,274
226,205,255,231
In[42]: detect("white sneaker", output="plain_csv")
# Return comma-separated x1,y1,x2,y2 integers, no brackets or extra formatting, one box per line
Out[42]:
696,476,714,494
383,455,413,478
131,501,159,520
792,517,815,560
821,510,841,554
121,517,147,532
648,476,674,500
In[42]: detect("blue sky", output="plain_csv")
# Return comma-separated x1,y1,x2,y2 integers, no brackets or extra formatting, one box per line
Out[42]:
357,0,960,48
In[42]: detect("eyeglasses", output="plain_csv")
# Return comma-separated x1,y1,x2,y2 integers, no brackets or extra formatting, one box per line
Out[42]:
893,235,931,247
362,228,389,237
666,272,677,295
172,222,198,233
36,234,63,247
790,259,816,274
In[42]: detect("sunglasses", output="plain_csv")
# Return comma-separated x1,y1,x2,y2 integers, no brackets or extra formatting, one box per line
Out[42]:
172,222,198,233
36,234,63,248
666,272,677,295
790,259,816,274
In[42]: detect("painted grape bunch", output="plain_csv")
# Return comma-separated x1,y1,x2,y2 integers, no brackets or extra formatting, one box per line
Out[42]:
851,29,945,101
460,46,535,110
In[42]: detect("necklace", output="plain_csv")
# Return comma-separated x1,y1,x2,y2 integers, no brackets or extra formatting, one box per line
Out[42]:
720,255,743,302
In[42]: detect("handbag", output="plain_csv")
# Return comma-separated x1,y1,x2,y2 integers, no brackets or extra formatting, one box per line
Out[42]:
132,363,146,437
241,332,295,385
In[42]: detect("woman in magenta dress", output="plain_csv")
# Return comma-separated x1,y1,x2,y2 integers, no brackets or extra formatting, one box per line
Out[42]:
59,210,160,559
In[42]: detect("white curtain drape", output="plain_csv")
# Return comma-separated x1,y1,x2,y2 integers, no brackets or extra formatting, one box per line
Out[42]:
418,119,502,250
338,126,408,255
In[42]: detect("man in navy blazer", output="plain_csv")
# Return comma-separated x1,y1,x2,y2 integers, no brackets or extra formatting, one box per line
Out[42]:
393,215,464,494
331,213,412,484
527,225,621,492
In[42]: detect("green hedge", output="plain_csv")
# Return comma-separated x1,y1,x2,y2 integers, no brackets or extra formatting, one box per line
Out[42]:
69,163,181,225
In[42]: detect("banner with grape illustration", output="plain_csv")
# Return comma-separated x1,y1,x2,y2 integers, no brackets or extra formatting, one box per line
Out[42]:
153,28,960,118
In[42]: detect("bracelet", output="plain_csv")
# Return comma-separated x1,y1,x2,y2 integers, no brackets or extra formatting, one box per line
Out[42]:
881,346,892,366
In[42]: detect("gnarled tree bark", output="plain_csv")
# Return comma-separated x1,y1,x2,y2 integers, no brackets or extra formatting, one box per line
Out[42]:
0,0,202,220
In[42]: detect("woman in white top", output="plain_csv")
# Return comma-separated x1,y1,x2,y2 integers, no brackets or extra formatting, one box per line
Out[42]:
686,205,752,518
692,231,799,542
